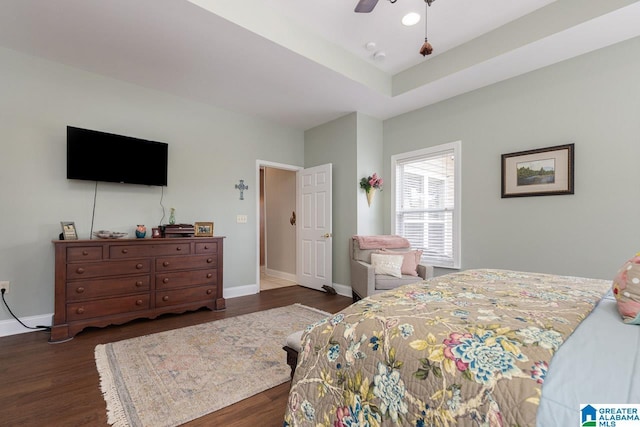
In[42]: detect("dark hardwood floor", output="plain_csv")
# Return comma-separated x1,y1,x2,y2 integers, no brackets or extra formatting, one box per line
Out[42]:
0,286,352,427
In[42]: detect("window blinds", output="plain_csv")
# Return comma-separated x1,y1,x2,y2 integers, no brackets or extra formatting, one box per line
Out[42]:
395,146,456,268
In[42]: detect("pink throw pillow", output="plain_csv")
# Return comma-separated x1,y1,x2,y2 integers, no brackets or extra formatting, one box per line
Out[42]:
380,249,423,276
612,253,640,324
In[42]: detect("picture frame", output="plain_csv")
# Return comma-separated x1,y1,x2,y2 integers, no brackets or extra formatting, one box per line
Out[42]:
501,143,574,198
60,221,78,240
194,221,214,237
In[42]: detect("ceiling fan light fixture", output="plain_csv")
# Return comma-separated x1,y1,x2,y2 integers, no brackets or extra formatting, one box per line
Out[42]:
420,0,434,57
402,12,420,26
419,40,433,56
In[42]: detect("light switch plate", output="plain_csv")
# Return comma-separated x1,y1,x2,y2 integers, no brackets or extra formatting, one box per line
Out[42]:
237,215,248,224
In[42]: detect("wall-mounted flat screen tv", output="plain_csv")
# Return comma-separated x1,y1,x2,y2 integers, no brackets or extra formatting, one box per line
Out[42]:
67,126,168,186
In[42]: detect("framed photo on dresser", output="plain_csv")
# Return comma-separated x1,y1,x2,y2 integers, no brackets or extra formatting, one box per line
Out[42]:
60,221,78,240
194,222,214,237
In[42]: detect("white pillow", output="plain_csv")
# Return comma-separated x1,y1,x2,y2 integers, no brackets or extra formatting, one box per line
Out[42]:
370,253,404,278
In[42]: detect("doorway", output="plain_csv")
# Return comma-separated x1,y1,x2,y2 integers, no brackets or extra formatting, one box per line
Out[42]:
257,162,301,291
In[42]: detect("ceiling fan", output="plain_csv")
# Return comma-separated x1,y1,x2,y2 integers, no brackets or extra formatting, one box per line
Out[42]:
354,0,434,13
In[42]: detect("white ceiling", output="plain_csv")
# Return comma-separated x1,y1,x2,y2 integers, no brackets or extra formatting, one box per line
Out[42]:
261,0,557,75
0,0,639,130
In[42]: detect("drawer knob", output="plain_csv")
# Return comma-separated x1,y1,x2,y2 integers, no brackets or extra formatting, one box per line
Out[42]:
135,281,143,287
136,263,143,269
76,267,85,274
162,296,169,302
206,273,213,278
76,287,85,294
163,261,170,267
206,289,213,295
82,250,88,256
204,245,209,250
136,299,143,306
76,307,85,315
207,258,213,263
163,278,170,284
122,249,128,254
176,247,182,251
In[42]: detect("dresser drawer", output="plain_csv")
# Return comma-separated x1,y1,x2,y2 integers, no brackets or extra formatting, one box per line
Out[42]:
67,259,151,280
195,241,218,254
156,269,217,290
66,294,150,321
109,243,191,259
155,285,216,308
156,255,217,272
67,246,103,262
66,276,150,301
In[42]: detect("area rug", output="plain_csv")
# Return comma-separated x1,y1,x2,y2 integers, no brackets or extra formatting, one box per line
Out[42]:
94,304,330,427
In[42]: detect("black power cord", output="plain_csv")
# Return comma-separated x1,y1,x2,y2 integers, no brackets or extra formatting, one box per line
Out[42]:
159,185,166,225
1,289,51,332
89,180,98,239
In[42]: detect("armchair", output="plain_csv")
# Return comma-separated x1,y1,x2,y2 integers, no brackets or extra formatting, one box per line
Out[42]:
350,236,434,301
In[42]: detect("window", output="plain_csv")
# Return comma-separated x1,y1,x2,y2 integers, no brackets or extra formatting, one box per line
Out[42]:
392,141,461,268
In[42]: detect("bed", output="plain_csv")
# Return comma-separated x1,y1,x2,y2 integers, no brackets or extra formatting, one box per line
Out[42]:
284,269,640,426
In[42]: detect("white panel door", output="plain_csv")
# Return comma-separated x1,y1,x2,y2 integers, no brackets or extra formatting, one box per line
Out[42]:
296,164,332,291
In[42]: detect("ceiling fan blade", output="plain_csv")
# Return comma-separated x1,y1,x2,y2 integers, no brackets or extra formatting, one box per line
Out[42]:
355,0,379,13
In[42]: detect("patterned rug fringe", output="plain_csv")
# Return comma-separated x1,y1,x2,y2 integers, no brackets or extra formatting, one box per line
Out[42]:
95,344,129,427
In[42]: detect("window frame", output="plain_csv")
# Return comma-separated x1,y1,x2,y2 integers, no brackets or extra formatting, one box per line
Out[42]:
390,141,461,269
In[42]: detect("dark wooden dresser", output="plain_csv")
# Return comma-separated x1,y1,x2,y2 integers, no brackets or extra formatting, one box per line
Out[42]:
51,236,225,342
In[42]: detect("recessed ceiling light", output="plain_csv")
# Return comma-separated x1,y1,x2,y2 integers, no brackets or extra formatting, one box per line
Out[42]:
365,41,377,51
402,12,421,26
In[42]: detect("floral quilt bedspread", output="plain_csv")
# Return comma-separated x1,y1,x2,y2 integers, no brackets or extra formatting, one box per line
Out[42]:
284,269,610,427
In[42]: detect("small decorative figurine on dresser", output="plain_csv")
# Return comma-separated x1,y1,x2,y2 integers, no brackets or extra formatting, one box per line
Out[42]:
169,207,176,225
135,224,147,238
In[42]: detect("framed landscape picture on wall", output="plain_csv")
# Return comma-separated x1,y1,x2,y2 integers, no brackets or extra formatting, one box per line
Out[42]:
501,143,574,198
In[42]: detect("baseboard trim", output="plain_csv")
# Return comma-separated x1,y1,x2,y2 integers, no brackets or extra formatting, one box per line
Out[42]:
332,283,352,298
223,284,260,299
0,313,53,338
0,284,350,338
264,268,296,283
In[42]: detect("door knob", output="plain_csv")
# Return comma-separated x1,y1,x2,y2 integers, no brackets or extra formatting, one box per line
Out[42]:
322,233,332,238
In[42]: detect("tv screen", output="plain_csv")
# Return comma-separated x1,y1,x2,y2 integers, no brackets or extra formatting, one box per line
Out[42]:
67,126,168,186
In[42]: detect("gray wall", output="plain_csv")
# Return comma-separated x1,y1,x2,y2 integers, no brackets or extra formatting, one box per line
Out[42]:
304,112,384,288
0,47,304,323
383,36,640,279
264,167,296,275
305,113,357,287
356,113,384,235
